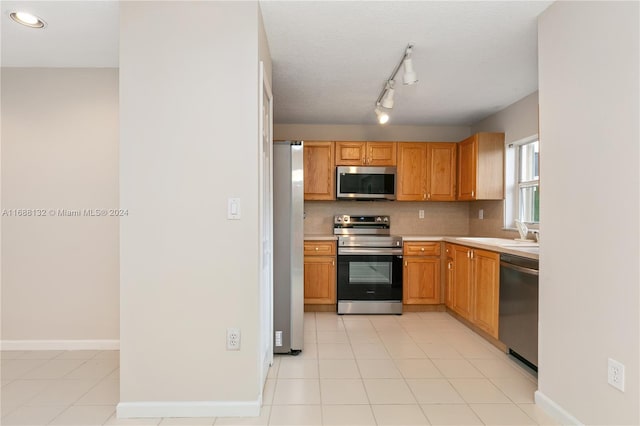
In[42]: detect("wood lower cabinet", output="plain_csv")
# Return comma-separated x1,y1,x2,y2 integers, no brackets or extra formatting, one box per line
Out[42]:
403,242,441,305
472,249,500,338
397,142,456,201
444,244,455,309
304,141,335,200
447,243,500,338
303,241,336,305
451,245,473,319
457,133,505,200
335,141,396,166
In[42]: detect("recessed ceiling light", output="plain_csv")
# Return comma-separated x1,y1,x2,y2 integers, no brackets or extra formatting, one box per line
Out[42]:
10,11,46,29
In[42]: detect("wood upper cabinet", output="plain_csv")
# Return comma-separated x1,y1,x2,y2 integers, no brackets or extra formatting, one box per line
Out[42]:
335,141,396,166
472,249,500,338
397,142,456,201
448,244,500,339
397,143,428,201
457,132,505,200
403,242,441,305
304,241,336,305
304,141,335,200
427,143,457,201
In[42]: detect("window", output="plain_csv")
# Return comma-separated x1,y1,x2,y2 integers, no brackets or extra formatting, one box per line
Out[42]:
504,136,540,228
518,140,539,223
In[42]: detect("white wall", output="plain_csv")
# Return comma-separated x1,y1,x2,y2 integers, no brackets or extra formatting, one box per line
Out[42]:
471,91,539,146
1,68,119,345
274,123,469,142
469,91,539,238
537,2,639,424
119,1,265,417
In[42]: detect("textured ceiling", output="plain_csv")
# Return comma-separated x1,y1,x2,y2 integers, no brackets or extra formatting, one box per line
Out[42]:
1,1,119,68
260,1,553,125
0,1,553,126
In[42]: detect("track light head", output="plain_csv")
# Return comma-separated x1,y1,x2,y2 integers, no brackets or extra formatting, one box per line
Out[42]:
381,81,395,109
375,106,390,124
403,47,418,85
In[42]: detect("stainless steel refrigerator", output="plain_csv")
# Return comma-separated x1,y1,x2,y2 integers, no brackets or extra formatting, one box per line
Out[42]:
273,141,304,354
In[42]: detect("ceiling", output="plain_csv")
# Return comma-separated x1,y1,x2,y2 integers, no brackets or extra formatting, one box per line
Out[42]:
0,1,552,126
1,1,119,68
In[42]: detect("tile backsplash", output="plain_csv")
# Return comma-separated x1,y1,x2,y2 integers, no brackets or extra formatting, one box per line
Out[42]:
304,201,471,236
468,200,520,239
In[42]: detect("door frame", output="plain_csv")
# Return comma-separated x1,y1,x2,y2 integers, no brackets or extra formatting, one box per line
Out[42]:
258,61,274,389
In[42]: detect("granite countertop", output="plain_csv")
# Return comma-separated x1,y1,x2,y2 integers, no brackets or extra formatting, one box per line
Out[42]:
304,234,538,260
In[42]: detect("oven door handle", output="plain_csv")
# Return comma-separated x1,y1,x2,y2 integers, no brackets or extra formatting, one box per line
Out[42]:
338,247,403,256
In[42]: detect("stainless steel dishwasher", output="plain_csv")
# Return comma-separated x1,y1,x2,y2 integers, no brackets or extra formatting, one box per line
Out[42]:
499,253,539,369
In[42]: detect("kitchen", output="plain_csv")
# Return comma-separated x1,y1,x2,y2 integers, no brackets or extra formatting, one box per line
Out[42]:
274,131,540,349
1,1,638,426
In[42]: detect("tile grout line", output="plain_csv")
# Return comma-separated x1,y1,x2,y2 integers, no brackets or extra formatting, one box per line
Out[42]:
344,315,377,425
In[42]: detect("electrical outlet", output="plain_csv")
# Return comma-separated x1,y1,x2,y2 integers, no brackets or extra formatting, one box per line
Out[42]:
419,209,425,219
227,328,241,351
608,358,625,391
478,209,484,220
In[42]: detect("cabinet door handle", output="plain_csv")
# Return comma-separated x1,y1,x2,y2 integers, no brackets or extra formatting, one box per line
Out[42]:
427,193,431,200
448,262,452,270
332,260,335,266
315,247,319,251
471,190,475,197
420,247,425,252
404,261,408,267
470,250,474,259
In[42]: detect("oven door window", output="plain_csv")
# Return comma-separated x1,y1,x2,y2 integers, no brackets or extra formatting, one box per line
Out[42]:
349,261,392,284
338,255,402,301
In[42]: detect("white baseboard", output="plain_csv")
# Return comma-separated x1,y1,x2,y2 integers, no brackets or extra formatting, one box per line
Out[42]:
117,400,261,418
1,340,119,351
535,390,583,425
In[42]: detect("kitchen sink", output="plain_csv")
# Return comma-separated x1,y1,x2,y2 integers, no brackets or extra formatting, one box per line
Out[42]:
456,237,539,252
499,242,539,248
456,237,511,244
509,247,539,254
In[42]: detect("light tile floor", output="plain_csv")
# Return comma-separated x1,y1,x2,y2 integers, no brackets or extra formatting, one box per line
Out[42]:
1,312,559,425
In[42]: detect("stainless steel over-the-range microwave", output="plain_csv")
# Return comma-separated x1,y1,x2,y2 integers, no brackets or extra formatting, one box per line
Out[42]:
336,166,397,200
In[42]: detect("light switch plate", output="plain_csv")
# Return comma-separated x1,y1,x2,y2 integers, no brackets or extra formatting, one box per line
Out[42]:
228,198,241,220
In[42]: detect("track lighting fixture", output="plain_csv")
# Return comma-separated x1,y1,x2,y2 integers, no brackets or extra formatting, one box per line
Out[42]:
373,43,418,124
403,47,418,85
381,81,395,109
375,105,390,125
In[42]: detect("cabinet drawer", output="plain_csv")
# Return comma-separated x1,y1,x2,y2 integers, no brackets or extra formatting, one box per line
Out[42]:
304,241,336,256
403,242,441,256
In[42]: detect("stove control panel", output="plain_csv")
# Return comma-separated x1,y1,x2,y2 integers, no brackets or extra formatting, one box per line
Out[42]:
334,215,390,226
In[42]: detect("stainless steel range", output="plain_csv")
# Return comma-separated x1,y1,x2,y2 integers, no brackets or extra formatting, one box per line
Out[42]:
334,215,403,315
